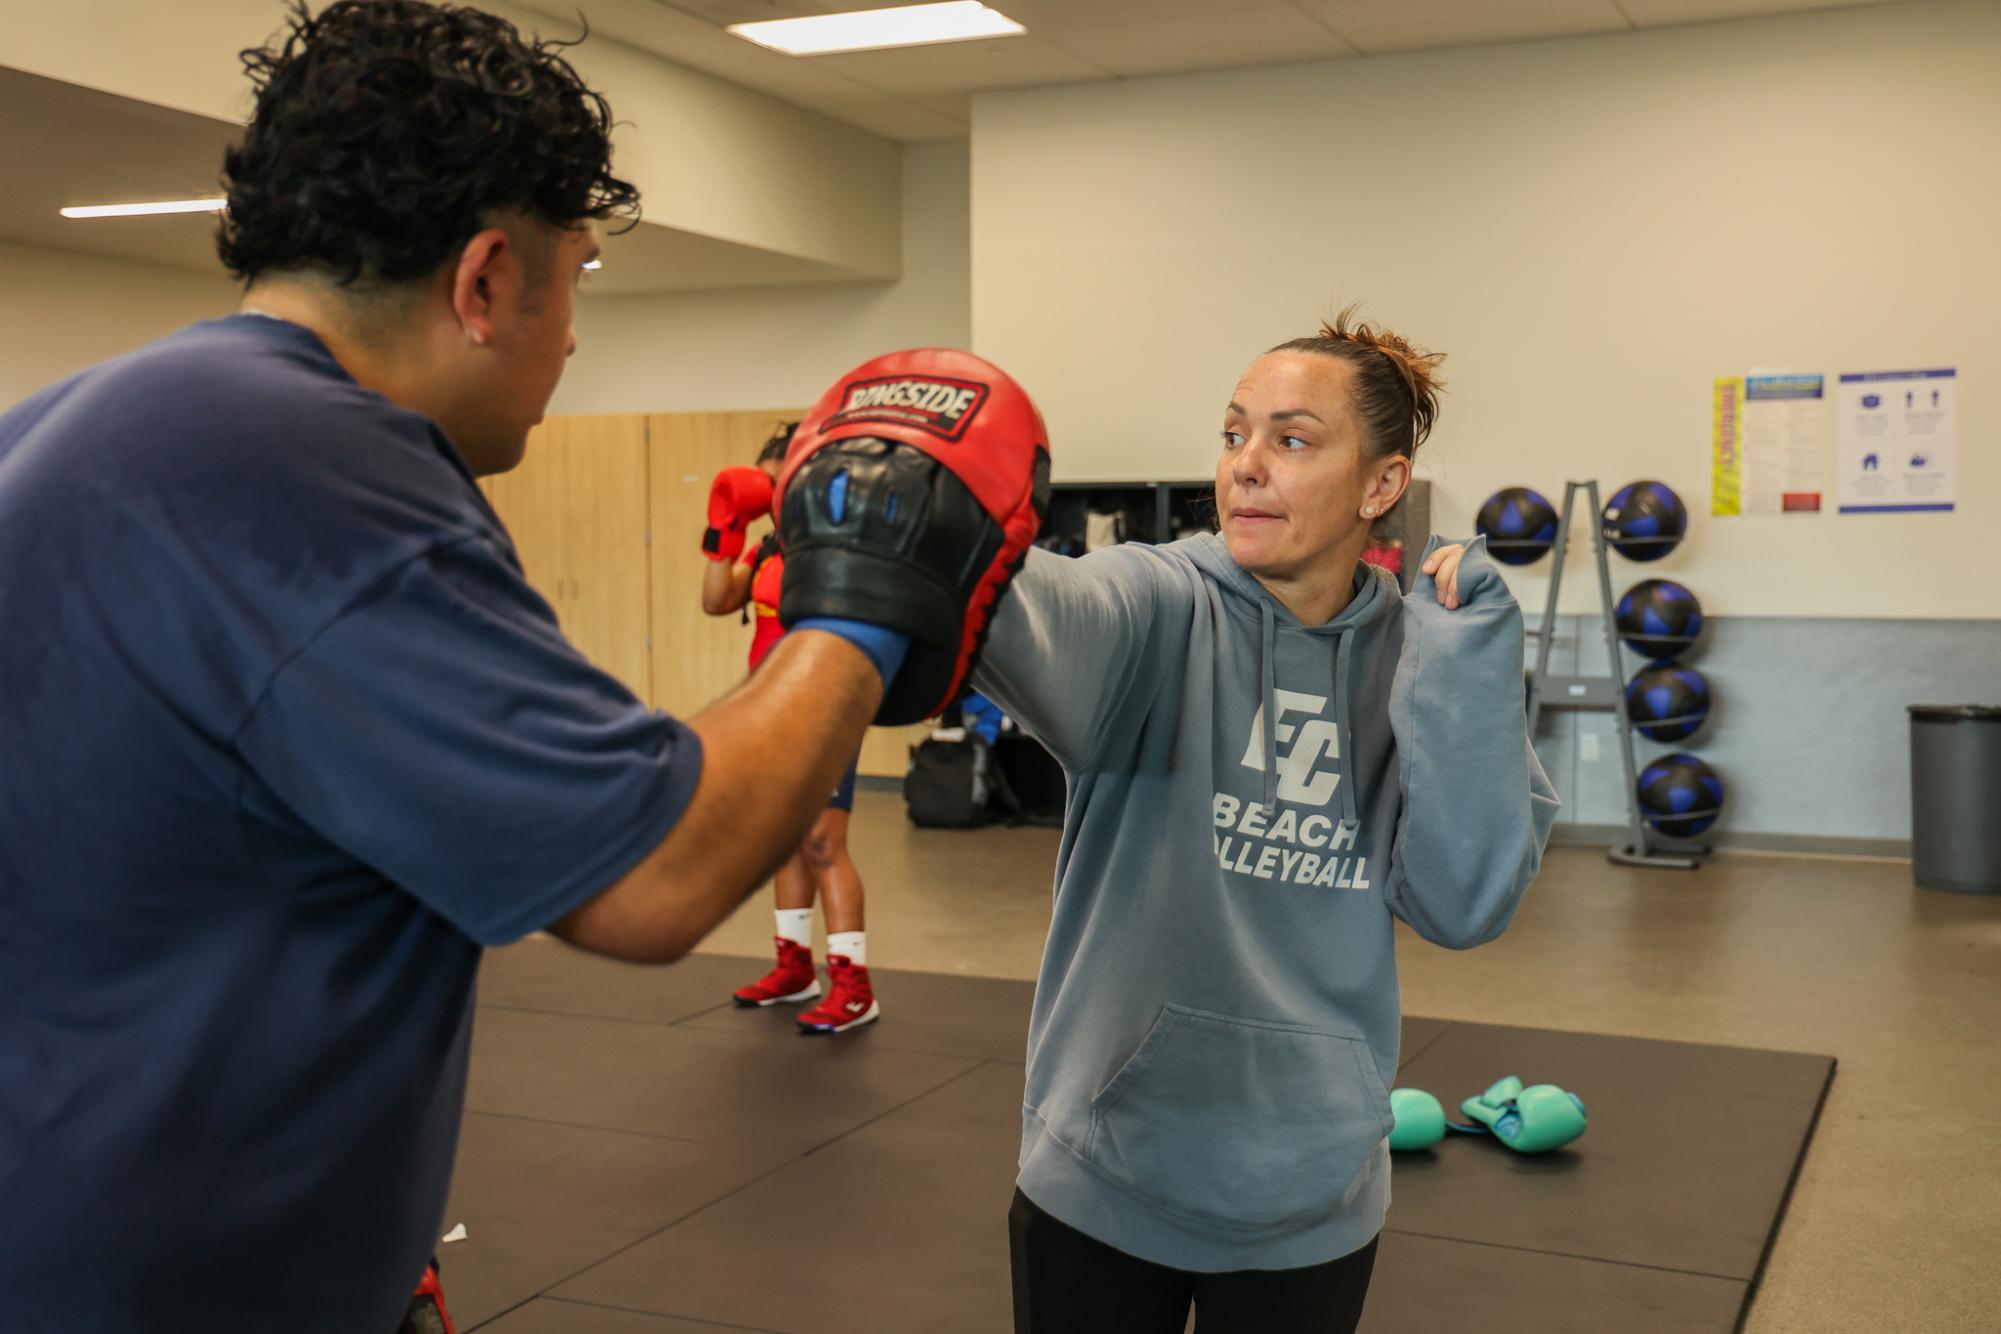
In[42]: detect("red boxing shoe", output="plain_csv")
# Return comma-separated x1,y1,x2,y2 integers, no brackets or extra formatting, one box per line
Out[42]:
732,938,822,1007
400,1257,455,1334
797,955,880,1034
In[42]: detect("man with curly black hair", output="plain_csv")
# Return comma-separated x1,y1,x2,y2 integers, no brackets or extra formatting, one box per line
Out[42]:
218,0,635,475
0,3,971,1330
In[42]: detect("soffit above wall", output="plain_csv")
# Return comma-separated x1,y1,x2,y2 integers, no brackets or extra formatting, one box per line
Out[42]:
0,66,865,294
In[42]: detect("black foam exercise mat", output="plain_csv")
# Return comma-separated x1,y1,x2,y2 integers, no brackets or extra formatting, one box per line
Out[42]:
547,1061,1024,1333
478,1298,775,1332
462,1005,979,1156
1386,1021,1834,1281
1398,1014,1453,1067
436,1112,791,1330
478,942,752,1027
678,965,1036,1064
1358,1231,1748,1333
448,951,1831,1332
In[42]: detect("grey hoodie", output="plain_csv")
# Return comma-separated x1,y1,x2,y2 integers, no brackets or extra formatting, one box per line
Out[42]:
972,531,1560,1272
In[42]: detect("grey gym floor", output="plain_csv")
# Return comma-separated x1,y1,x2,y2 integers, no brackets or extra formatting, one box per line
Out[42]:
448,790,2000,1332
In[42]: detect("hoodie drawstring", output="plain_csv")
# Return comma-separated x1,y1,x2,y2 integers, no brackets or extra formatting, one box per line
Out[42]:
1334,625,1358,832
1259,600,1278,811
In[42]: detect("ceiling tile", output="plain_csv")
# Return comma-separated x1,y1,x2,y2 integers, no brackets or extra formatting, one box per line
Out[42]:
650,0,829,22
915,91,974,123
777,88,969,138
995,0,1292,27
1055,6,1358,77
510,0,966,144
804,32,1111,97
1617,0,1890,24
514,0,859,98
1298,0,1632,55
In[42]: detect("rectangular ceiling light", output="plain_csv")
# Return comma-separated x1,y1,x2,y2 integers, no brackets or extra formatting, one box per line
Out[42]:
729,2,1024,57
61,198,227,219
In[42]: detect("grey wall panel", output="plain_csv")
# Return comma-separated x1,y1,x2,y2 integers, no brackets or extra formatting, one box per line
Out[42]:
1528,614,2001,844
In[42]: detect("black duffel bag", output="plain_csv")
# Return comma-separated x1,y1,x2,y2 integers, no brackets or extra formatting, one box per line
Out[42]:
905,731,1023,829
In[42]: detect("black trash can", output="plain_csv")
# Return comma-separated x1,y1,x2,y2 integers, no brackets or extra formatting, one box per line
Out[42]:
1909,705,2001,894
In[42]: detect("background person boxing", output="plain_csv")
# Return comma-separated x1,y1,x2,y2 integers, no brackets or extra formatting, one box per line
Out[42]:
0,3,1045,1329
700,424,881,1033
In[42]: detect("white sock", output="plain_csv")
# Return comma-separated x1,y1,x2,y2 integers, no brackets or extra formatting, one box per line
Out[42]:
826,931,866,967
775,909,814,949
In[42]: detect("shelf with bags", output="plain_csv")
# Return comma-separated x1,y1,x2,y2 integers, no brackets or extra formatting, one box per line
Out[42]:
1038,480,1216,555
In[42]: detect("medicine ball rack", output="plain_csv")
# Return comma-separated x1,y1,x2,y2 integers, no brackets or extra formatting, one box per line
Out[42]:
1525,480,1707,871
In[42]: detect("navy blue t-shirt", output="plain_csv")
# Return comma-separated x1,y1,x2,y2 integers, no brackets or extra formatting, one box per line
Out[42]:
0,315,702,1330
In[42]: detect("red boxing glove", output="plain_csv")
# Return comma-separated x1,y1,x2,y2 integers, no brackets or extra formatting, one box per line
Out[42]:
701,465,774,562
774,348,1050,725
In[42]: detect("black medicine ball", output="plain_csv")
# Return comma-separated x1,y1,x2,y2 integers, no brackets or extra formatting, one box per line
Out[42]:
1616,579,1703,659
1603,480,1687,561
1476,487,1559,565
1624,664,1711,742
1637,752,1725,838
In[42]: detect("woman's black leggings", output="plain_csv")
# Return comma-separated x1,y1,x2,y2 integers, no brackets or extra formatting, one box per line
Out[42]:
1008,1190,1378,1334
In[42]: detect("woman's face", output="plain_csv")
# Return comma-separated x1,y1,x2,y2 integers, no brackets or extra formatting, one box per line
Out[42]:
1215,351,1401,583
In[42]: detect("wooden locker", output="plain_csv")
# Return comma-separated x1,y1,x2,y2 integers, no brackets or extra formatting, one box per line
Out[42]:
481,414,652,704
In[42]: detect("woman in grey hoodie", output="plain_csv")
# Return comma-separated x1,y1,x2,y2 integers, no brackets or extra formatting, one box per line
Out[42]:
974,310,1561,1332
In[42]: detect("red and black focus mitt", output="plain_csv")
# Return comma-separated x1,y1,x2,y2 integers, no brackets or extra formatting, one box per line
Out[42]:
774,348,1051,725
702,465,775,562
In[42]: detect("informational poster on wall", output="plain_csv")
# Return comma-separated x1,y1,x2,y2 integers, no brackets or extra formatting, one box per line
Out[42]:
1836,369,1956,514
1712,377,1742,516
1711,373,1828,515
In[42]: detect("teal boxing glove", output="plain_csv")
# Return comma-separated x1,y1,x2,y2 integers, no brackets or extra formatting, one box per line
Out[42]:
1451,1076,1587,1154
1387,1088,1446,1151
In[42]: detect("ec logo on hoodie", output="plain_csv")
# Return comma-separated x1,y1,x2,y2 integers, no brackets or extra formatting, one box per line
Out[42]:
1241,689,1342,806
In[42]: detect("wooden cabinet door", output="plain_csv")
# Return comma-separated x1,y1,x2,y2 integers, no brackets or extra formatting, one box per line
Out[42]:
481,415,652,704
645,410,929,778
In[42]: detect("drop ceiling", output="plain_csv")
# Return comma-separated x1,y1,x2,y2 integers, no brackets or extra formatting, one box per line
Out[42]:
505,0,1899,141
1,1,1903,283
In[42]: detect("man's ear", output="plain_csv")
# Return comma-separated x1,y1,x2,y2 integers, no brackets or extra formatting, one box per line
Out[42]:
449,227,515,348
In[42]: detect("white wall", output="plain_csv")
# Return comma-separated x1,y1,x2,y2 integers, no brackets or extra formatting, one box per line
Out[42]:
0,137,966,420
492,1,901,278
0,240,238,409
971,0,2000,620
550,140,970,417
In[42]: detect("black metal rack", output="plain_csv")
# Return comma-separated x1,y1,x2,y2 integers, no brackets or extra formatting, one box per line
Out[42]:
1525,480,1707,870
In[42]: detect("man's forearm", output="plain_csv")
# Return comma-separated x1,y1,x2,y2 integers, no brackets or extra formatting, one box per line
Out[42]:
674,629,880,913
549,631,878,962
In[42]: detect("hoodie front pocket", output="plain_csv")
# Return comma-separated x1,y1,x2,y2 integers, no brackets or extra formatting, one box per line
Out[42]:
1085,1004,1391,1230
